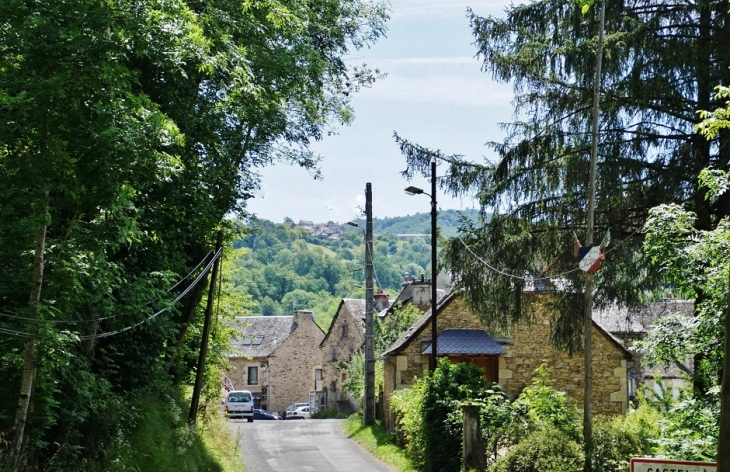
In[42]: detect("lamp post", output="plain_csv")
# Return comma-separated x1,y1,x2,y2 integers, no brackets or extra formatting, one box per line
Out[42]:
405,160,438,372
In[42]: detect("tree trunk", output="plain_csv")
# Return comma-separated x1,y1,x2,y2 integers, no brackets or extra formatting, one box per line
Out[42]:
7,214,47,470
165,278,207,374
717,269,730,472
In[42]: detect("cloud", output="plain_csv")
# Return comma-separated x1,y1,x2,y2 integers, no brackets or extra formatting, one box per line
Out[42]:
390,0,507,20
359,56,513,107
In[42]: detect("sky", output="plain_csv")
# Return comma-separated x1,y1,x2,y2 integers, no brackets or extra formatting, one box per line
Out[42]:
246,0,515,224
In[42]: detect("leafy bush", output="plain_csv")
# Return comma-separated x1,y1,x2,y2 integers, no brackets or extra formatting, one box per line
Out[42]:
509,364,580,442
391,361,499,472
390,375,427,469
488,427,583,472
592,415,645,472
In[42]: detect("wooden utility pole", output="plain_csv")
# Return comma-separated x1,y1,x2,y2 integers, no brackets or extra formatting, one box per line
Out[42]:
189,231,223,425
364,183,375,425
583,2,605,472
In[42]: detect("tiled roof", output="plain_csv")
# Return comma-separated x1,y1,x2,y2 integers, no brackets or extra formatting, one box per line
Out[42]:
229,316,295,358
422,329,507,355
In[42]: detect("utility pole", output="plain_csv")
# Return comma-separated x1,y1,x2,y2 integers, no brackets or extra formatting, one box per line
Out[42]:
364,183,375,425
583,2,606,471
189,231,223,425
430,160,438,373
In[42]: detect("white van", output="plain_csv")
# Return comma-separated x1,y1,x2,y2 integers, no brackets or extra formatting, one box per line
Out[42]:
225,390,254,422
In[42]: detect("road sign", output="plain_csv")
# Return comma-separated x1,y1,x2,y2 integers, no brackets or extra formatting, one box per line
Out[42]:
630,458,717,472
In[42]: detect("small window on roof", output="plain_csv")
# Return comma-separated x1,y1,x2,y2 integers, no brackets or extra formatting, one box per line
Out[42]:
242,335,264,346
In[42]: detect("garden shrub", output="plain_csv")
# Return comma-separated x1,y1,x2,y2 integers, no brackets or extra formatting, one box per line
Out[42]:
509,363,580,442
391,361,500,472
421,361,496,472
488,426,583,472
390,376,427,469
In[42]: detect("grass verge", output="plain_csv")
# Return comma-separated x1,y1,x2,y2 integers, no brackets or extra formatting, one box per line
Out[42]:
102,391,244,472
341,414,415,472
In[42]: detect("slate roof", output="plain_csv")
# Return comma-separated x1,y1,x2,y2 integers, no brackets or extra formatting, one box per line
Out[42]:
422,329,507,355
592,299,694,334
379,291,456,358
320,298,366,347
229,316,296,358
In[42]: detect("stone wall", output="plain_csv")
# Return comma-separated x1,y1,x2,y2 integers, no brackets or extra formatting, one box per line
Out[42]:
382,294,629,431
501,294,629,416
321,304,364,410
227,311,324,416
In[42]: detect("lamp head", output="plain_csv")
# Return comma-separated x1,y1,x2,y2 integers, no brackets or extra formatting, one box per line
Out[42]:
346,221,359,227
404,186,424,196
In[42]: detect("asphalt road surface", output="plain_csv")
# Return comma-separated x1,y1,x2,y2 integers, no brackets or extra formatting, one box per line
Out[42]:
230,418,395,472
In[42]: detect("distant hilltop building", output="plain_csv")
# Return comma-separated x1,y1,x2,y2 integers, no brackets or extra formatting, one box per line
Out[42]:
396,234,428,241
290,220,344,241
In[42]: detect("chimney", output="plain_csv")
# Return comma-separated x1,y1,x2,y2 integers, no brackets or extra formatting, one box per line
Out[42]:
374,289,389,312
411,279,432,312
292,310,315,326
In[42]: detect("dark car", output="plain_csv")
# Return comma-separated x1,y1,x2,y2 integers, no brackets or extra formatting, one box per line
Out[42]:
253,408,280,420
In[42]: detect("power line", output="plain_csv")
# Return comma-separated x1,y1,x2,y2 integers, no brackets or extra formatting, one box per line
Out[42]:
0,251,214,325
454,225,642,283
0,249,221,340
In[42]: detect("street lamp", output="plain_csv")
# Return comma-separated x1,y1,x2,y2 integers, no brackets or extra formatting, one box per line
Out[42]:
404,160,438,372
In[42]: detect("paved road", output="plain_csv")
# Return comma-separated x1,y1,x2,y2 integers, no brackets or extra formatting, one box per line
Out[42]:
230,418,395,472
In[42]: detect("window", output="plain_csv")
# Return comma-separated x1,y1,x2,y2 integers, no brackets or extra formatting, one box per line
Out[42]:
341,373,347,382
331,347,337,362
315,369,323,381
247,366,258,385
242,335,264,346
341,323,348,337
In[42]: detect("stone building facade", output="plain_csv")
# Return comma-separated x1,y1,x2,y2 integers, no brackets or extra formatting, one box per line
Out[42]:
319,294,391,411
227,310,324,416
381,293,631,431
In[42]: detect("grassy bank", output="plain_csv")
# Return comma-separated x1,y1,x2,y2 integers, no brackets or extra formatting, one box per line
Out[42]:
341,414,415,472
101,392,244,472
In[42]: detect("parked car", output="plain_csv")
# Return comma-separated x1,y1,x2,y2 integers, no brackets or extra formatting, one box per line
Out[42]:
282,402,308,419
225,390,254,422
286,405,310,419
253,408,280,420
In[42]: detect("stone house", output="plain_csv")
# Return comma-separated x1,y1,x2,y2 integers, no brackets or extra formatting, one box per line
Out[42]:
593,299,695,400
227,310,324,416
319,293,390,411
380,291,632,431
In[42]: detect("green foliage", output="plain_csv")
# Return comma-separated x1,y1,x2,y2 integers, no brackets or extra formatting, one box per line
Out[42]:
641,171,729,399
509,364,580,442
591,414,648,472
390,375,428,469
342,414,416,472
97,389,237,472
0,0,389,467
391,361,499,472
311,407,349,419
396,0,730,354
229,218,455,329
341,351,365,401
488,427,583,472
650,387,719,461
